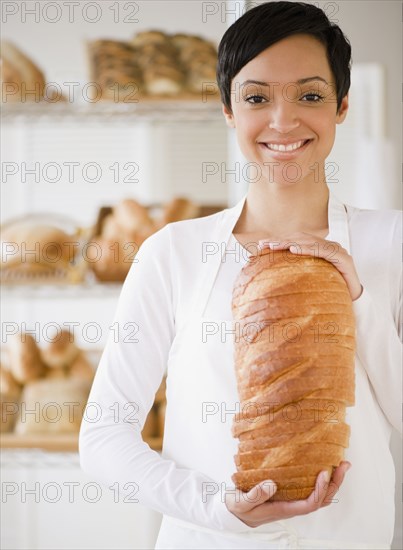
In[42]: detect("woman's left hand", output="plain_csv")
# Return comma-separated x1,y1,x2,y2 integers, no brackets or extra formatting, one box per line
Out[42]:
258,232,363,302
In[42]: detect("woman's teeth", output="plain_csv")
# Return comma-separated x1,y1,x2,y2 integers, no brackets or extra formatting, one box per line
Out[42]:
265,140,307,152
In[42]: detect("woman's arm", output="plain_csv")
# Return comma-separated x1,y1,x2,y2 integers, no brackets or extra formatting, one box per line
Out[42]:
79,226,249,532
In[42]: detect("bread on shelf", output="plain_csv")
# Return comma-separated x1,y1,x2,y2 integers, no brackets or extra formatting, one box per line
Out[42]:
41,330,81,370
1,331,166,446
1,216,85,284
3,329,94,434
87,39,143,101
88,235,137,282
142,407,157,439
88,30,219,100
0,366,21,433
7,333,46,384
87,198,154,282
0,364,21,396
131,30,170,48
69,352,95,382
89,196,203,282
14,378,91,435
1,41,46,103
157,401,166,437
172,34,218,94
158,197,200,226
143,376,167,440
231,248,356,500
113,199,155,236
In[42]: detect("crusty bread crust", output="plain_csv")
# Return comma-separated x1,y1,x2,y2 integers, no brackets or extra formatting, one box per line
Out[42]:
232,249,356,498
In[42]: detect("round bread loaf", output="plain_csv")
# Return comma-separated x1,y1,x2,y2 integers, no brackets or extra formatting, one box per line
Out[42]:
113,199,155,235
8,333,45,384
69,352,95,382
231,248,356,500
0,365,21,397
1,223,74,267
41,330,80,369
160,197,200,225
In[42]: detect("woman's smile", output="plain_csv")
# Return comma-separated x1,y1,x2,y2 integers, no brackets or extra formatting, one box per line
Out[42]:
258,138,313,159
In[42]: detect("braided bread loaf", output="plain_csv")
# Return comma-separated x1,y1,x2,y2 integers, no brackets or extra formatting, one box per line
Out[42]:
231,247,355,500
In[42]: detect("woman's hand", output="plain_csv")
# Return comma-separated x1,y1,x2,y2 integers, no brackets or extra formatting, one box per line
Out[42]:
258,233,363,301
226,461,351,528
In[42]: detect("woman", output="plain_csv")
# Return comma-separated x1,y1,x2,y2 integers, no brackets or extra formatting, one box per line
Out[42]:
79,2,401,548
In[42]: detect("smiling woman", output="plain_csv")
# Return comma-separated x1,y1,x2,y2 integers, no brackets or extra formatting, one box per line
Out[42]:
79,3,401,550
222,34,348,193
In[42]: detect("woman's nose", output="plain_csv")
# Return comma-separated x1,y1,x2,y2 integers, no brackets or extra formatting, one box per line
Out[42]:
268,100,300,133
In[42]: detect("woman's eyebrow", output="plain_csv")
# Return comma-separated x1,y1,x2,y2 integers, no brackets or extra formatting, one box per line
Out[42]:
240,76,328,87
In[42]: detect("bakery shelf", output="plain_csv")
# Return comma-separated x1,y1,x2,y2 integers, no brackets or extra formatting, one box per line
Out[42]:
1,98,223,122
0,433,81,452
1,282,123,300
0,433,163,453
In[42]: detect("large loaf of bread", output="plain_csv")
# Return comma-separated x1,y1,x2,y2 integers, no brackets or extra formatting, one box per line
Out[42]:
231,248,355,500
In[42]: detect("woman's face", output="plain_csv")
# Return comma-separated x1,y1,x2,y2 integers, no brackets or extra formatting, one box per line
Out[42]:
222,33,349,188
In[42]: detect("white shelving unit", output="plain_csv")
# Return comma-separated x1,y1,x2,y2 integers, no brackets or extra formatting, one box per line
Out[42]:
1,98,230,549
1,97,224,121
1,98,230,344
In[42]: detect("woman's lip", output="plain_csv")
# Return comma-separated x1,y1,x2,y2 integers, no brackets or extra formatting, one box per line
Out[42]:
259,139,312,158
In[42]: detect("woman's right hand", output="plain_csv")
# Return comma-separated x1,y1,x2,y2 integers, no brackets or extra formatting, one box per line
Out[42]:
225,461,351,528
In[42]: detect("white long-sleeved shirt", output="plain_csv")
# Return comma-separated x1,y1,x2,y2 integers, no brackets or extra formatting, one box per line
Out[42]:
79,193,402,549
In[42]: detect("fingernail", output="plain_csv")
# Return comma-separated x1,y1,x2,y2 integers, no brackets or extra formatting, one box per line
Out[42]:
265,480,276,490
345,463,352,472
260,480,277,494
259,241,273,248
321,470,330,482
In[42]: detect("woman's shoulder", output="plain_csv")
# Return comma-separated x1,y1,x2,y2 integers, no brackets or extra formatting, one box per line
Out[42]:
137,209,226,261
346,203,401,293
346,203,401,244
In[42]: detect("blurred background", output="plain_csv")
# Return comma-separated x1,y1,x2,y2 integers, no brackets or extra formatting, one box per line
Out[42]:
1,1,401,548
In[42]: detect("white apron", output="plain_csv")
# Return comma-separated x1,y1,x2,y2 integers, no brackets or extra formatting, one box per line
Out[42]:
155,193,392,550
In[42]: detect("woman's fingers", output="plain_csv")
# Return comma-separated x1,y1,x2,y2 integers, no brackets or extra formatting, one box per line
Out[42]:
226,480,277,514
321,461,352,507
226,464,352,527
273,469,331,518
246,480,278,508
258,235,363,301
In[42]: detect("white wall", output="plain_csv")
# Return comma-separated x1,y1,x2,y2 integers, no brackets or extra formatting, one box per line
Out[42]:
1,0,229,81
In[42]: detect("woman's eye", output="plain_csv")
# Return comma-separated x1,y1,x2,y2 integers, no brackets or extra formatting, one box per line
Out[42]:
301,93,325,102
244,95,266,104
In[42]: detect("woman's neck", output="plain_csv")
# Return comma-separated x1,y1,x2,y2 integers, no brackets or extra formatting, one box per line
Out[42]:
233,182,330,240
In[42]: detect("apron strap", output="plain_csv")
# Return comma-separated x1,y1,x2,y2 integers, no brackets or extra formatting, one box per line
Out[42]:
192,195,247,318
328,191,351,253
186,191,349,320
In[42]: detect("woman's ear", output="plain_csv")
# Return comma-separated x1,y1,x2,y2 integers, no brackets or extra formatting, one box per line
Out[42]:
222,104,235,128
336,94,349,124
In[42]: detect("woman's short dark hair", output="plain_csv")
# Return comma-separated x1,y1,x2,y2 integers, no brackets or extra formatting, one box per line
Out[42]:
217,1,351,113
